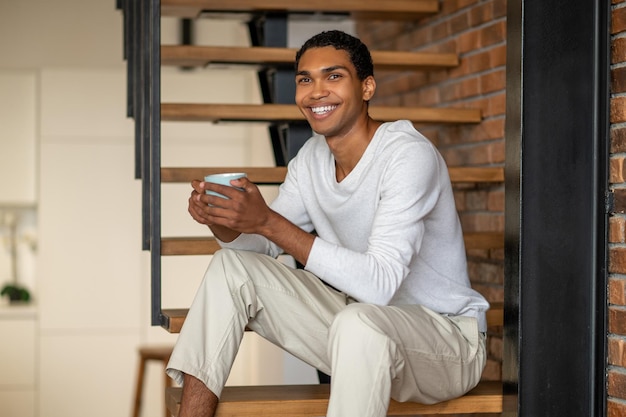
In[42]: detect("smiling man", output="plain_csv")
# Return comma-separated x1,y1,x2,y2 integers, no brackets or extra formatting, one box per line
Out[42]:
166,30,489,417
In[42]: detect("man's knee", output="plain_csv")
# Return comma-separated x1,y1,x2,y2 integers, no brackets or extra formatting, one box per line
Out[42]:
211,248,239,265
205,248,250,289
329,303,386,340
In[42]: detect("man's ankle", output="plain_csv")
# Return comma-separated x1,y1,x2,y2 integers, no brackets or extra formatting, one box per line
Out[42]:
178,373,218,417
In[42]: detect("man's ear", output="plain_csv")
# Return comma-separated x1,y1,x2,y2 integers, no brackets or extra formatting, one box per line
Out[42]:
362,76,376,102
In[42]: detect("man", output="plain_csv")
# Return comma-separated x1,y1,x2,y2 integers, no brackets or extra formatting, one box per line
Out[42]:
166,30,489,417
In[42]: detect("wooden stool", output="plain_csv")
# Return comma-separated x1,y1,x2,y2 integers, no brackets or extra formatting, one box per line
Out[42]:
132,345,174,417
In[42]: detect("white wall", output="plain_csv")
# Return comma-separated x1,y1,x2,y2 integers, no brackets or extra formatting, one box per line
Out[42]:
0,2,318,417
0,2,355,416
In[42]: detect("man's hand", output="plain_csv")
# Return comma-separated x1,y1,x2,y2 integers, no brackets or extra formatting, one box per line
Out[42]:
188,177,315,265
188,178,271,242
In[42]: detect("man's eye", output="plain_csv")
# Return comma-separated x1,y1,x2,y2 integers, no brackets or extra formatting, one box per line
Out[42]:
329,74,342,80
297,77,311,84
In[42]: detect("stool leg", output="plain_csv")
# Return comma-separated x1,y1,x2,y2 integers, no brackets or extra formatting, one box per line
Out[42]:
132,356,146,417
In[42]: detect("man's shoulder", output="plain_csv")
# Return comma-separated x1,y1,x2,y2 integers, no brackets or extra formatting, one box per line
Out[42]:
377,120,436,155
381,120,428,141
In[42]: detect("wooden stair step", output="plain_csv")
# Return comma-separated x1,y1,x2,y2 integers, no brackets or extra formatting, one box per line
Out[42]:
161,45,459,70
162,166,287,184
161,103,482,124
161,0,439,20
161,296,503,334
160,231,503,257
165,380,502,416
161,166,504,184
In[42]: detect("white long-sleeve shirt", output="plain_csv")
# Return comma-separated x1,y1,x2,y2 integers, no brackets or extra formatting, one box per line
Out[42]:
219,120,489,331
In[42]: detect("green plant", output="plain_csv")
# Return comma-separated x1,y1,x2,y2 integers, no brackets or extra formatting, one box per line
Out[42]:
1,284,30,303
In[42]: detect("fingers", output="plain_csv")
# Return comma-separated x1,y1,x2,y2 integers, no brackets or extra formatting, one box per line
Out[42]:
188,178,257,228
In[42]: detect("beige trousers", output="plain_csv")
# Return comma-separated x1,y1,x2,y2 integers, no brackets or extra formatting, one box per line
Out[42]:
166,249,486,417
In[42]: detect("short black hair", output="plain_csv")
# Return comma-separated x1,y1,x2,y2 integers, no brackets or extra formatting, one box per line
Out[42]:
295,30,374,81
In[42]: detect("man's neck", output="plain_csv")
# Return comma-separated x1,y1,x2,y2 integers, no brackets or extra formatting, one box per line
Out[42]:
328,116,382,182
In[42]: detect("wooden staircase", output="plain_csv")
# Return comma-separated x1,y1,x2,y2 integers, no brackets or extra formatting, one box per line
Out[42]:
118,0,505,415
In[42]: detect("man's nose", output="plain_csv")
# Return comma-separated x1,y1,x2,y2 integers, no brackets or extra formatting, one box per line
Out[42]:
311,81,329,99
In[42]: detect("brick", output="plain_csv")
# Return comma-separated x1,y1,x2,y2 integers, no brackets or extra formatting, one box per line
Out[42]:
490,44,507,67
394,31,414,52
613,37,626,65
367,22,405,45
424,68,446,85
608,398,626,417
448,56,471,79
459,212,504,232
419,127,439,145
612,126,626,153
486,92,506,117
458,0,481,9
432,20,451,42
467,50,492,73
453,192,467,211
377,73,414,98
410,27,432,48
480,21,506,48
468,261,503,285
611,157,626,183
450,11,470,33
441,0,480,16
467,248,491,260
465,190,489,210
612,339,626,369
610,216,626,243
608,368,626,399
615,189,626,213
492,0,507,18
488,141,505,164
443,140,505,165
481,69,506,94
610,246,626,273
609,337,626,367
460,76,481,98
614,66,626,94
468,3,493,27
372,95,401,107
490,247,504,260
432,39,458,55
473,118,506,142
610,278,626,305
458,29,481,54
487,189,505,211
403,85,440,108
610,306,626,335
612,6,626,34
441,82,462,102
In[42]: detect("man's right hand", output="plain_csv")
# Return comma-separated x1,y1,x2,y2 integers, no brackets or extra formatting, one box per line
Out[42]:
188,180,241,242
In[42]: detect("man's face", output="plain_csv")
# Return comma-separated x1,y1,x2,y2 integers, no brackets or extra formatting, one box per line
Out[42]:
295,46,374,139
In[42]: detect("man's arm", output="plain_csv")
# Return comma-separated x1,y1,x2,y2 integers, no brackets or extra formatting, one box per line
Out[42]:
188,178,314,265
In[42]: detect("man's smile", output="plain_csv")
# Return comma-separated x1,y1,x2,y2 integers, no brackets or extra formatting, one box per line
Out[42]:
310,105,338,115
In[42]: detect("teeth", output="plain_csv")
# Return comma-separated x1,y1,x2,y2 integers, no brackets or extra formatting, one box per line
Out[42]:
311,105,337,115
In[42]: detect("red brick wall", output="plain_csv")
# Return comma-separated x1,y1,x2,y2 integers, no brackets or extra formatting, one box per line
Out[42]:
609,1,626,415
356,0,506,382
